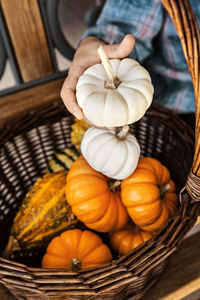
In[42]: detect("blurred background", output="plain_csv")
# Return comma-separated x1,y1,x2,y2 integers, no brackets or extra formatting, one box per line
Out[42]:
0,0,103,94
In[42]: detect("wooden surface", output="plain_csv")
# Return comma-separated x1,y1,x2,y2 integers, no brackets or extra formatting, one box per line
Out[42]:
0,0,53,82
0,230,200,300
0,285,13,300
0,77,65,128
142,230,200,300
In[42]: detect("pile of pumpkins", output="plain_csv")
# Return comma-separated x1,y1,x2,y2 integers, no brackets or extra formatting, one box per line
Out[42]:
3,48,178,271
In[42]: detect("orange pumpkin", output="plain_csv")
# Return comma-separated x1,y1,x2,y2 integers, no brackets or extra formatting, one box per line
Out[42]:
42,229,112,270
121,157,178,233
110,223,152,256
66,156,129,232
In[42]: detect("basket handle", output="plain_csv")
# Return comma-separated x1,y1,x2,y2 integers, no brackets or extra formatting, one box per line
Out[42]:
162,0,200,202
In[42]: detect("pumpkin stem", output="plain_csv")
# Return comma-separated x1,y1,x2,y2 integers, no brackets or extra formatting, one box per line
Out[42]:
116,125,129,140
2,236,21,258
98,45,121,88
109,180,121,192
160,183,171,198
71,257,82,271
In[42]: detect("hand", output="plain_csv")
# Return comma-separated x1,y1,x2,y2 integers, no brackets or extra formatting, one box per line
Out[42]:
60,34,135,122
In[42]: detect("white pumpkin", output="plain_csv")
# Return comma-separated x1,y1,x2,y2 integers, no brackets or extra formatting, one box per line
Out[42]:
81,126,140,180
76,46,154,128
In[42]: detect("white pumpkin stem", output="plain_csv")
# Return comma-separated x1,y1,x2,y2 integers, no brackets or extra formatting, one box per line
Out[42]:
97,45,121,88
116,125,129,140
109,180,121,192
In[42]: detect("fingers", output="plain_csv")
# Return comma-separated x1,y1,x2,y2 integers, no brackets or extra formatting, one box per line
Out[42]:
60,74,83,120
61,34,135,121
104,34,135,59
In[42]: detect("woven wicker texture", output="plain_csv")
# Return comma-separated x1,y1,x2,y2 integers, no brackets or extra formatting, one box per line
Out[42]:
0,0,200,299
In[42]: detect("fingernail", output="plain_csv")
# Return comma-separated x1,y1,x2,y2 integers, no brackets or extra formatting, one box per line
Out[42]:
74,111,83,120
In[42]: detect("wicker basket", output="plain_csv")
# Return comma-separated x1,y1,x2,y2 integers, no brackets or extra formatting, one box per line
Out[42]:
0,0,200,299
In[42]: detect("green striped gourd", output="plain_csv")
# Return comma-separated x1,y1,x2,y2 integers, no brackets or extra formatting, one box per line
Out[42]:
46,147,79,173
3,171,77,257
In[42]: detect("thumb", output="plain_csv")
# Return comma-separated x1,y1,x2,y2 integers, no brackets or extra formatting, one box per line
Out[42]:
104,34,135,59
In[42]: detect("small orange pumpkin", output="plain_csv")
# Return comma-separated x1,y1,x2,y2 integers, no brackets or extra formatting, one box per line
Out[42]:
110,223,152,256
42,229,112,270
121,157,178,233
66,156,129,232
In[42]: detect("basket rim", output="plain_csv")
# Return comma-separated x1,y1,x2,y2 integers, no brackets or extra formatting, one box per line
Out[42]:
0,101,195,145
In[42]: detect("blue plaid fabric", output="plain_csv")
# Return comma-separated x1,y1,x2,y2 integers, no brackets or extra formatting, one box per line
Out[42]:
82,0,200,113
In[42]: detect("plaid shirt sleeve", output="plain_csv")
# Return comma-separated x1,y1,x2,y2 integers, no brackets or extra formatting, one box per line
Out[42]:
81,0,199,114
82,0,164,63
